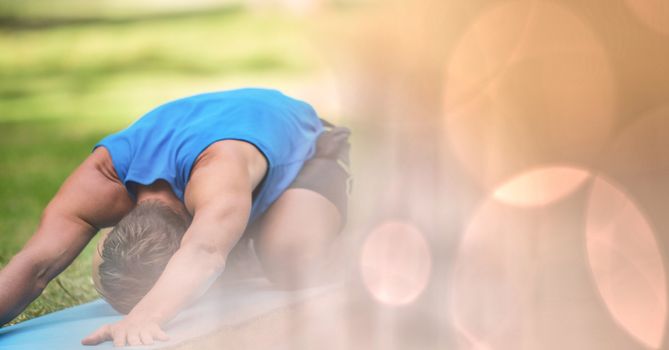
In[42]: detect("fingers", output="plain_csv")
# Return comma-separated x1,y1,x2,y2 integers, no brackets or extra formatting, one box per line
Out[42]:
112,328,126,347
82,322,169,347
126,329,141,347
137,326,169,346
149,324,170,342
82,325,112,346
139,330,154,345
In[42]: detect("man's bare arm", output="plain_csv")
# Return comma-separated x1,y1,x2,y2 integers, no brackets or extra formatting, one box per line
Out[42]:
0,148,133,326
82,140,266,346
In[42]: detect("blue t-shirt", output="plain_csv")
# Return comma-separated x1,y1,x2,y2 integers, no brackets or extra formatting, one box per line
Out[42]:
95,88,324,222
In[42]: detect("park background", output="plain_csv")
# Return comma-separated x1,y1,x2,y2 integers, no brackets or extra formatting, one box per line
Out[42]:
2,0,669,349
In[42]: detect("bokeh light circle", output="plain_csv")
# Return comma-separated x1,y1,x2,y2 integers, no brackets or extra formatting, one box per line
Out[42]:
359,220,432,306
585,176,667,349
443,0,615,189
590,107,669,349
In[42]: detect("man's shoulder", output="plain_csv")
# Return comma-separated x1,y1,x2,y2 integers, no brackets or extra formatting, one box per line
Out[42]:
190,140,268,187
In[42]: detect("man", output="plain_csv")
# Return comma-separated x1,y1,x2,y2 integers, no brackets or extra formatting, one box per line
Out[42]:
0,88,351,347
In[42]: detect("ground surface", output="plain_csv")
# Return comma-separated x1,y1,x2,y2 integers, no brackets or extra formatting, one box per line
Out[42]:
0,1,327,325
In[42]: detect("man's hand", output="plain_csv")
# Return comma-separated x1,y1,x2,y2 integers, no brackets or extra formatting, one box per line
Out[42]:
81,314,169,347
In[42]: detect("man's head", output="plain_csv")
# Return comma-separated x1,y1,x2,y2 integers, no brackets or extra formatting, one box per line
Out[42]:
93,200,190,314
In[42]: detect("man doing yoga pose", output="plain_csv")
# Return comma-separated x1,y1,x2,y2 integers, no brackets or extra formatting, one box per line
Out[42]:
0,88,351,347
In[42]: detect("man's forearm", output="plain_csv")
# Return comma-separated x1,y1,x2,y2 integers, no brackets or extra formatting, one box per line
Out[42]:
127,244,227,325
0,253,45,326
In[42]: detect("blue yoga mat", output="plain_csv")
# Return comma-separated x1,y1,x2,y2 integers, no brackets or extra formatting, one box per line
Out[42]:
0,279,327,350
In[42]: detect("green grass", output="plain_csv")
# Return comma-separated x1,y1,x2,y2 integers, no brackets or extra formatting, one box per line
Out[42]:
0,3,322,326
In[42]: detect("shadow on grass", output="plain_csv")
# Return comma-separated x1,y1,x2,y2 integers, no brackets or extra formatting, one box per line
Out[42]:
0,4,244,31
0,52,297,99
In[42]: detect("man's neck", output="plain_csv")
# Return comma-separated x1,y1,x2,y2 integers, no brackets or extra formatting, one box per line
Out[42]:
135,181,188,216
